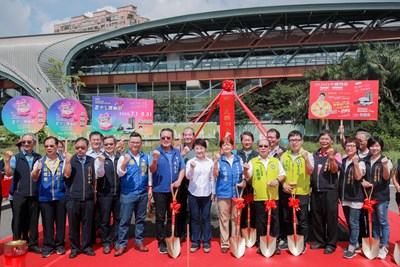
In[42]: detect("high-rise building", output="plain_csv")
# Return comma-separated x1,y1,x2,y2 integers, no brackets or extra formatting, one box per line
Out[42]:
54,5,149,33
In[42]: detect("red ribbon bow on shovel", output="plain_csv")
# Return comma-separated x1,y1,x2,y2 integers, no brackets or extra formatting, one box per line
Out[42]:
243,193,254,204
170,200,181,214
288,197,301,211
362,198,378,213
264,199,277,211
233,197,246,210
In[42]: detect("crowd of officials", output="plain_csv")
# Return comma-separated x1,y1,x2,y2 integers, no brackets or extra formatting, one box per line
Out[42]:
0,127,398,260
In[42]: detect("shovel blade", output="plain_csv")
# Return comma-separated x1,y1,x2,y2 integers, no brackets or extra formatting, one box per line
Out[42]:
166,237,181,258
241,227,257,248
394,242,400,266
259,235,276,258
229,236,246,258
362,237,380,260
287,234,304,256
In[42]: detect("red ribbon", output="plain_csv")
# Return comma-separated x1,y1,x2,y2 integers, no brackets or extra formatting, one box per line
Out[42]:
170,200,181,214
222,80,235,91
233,197,245,210
244,193,254,204
288,197,301,211
264,199,277,211
362,198,378,213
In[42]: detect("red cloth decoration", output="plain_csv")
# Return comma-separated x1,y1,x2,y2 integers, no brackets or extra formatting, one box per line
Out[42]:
264,199,277,211
222,80,235,92
363,198,378,213
170,200,181,214
233,197,245,210
244,193,254,204
288,197,301,211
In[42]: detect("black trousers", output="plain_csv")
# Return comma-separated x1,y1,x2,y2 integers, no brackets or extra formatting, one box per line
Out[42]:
40,199,66,253
98,194,120,246
66,199,94,253
281,193,309,242
153,192,173,245
12,196,40,247
311,190,338,249
254,200,279,239
240,184,256,229
176,181,188,238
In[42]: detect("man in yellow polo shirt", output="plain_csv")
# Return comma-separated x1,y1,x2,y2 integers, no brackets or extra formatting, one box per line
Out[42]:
244,138,286,255
280,130,314,254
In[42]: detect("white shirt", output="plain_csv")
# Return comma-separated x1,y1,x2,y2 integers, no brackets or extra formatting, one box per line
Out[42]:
186,156,215,197
247,155,286,178
94,152,116,179
86,148,104,159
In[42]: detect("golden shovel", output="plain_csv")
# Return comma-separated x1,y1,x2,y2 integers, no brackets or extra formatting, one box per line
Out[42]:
394,241,400,265
259,190,277,258
230,185,246,258
166,185,181,258
287,183,304,256
362,186,380,260
241,193,257,248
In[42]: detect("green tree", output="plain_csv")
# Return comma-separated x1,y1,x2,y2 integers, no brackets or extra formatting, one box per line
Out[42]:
154,94,194,122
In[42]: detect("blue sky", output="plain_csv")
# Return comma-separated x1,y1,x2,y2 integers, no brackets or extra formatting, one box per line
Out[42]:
0,0,394,38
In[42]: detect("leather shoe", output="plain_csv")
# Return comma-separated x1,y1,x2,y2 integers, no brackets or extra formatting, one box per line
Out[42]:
69,251,79,258
134,243,149,252
324,247,335,254
83,249,96,256
114,247,128,257
310,243,325,250
29,246,43,254
103,245,111,254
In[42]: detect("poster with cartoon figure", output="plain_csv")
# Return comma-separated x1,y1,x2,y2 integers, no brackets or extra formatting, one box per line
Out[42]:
308,80,379,120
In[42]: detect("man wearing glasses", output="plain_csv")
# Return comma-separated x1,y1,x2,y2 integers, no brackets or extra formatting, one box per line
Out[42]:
4,133,42,254
31,136,67,257
94,136,121,255
64,137,96,258
115,132,151,256
150,128,185,254
280,131,314,254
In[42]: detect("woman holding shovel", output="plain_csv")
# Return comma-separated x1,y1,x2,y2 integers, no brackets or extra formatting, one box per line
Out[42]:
363,136,392,260
186,138,215,253
213,136,245,254
338,137,366,259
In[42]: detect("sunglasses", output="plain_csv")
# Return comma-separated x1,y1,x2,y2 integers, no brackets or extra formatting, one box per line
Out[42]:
161,136,172,140
75,146,87,150
21,140,33,145
44,145,55,148
258,145,269,148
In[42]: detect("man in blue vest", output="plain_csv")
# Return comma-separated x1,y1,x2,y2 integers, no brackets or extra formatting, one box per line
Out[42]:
114,132,151,256
64,137,96,258
94,135,121,254
31,136,66,258
4,133,42,254
150,128,185,254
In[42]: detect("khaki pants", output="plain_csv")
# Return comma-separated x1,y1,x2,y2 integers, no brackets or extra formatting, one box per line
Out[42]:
217,198,239,248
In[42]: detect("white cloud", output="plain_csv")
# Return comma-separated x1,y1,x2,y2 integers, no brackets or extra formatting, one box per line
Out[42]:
0,0,31,37
40,18,70,34
96,6,117,13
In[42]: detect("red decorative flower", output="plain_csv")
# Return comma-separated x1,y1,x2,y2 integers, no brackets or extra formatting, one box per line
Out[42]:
233,197,245,210
264,199,277,211
170,200,181,214
244,193,254,204
288,197,301,211
222,80,235,92
362,198,378,213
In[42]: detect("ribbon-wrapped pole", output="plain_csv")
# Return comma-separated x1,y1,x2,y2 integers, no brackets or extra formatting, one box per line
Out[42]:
288,197,301,211
170,199,181,214
264,199,277,211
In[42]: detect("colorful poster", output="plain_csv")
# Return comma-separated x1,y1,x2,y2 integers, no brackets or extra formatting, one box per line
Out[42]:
308,80,379,120
92,96,153,136
47,98,88,138
1,96,46,135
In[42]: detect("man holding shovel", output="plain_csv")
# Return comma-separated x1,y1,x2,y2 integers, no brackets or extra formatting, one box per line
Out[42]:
281,131,314,255
150,128,185,254
244,138,286,255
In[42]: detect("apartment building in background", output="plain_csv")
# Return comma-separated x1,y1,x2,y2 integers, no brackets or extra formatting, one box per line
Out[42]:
54,5,149,33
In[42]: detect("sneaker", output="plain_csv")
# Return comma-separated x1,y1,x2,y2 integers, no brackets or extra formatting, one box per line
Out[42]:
221,247,229,253
343,250,356,259
56,247,66,255
42,250,54,258
190,243,200,253
158,243,167,254
279,240,288,250
203,243,211,253
378,246,388,260
275,247,281,255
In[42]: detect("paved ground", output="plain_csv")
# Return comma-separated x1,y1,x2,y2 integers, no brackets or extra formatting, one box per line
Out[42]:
1,186,398,241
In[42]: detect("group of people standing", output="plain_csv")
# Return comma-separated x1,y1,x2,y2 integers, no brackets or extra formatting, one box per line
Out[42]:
0,126,396,261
